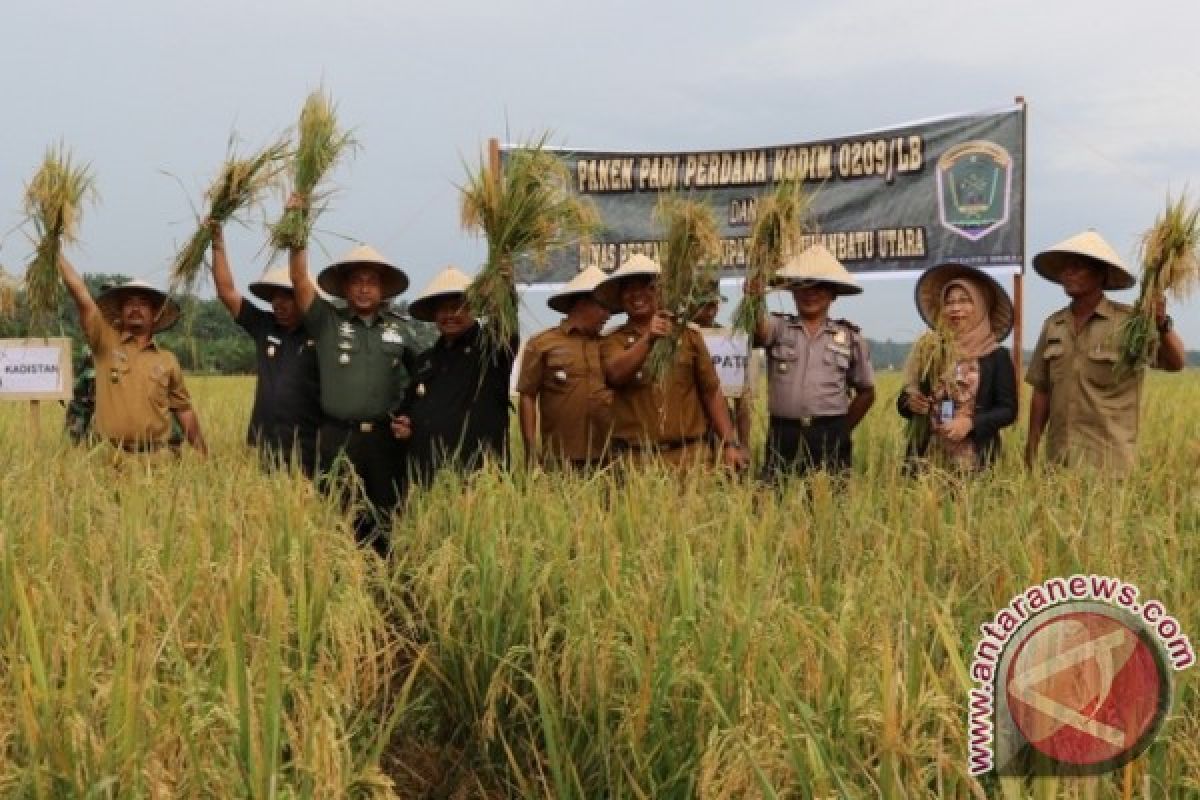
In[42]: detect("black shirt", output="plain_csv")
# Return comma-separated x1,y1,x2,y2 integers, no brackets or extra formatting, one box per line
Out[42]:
405,321,518,482
236,302,323,453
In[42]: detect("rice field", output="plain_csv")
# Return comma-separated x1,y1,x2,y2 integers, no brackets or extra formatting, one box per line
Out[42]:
0,371,1197,799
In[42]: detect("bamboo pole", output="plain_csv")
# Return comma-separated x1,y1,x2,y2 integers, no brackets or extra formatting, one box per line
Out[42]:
1013,95,1027,384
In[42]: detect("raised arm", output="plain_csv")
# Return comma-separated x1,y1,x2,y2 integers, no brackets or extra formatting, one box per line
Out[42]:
1153,297,1186,372
603,313,672,386
57,252,100,330
285,194,317,312
208,221,242,317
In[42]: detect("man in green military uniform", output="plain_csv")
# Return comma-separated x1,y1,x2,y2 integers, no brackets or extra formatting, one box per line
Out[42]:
1025,231,1186,473
288,236,414,553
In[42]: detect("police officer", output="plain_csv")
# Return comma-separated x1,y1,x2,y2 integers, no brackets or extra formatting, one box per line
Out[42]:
595,255,748,470
56,256,207,455
288,238,413,552
209,222,321,475
746,245,875,479
516,265,613,469
1025,231,1186,473
401,266,518,486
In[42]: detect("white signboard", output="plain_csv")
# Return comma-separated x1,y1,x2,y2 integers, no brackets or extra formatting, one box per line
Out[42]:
703,328,756,399
0,338,73,400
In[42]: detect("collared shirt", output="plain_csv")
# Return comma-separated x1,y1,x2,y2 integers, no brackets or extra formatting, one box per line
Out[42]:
83,314,192,446
516,320,613,462
303,296,413,422
600,322,721,444
763,314,873,418
1025,297,1141,471
235,302,322,450
405,321,518,476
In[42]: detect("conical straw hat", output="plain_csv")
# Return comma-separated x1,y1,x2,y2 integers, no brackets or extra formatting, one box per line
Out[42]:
249,264,296,303
1032,230,1136,291
593,254,663,312
771,244,862,296
97,279,180,332
547,265,610,314
408,266,473,322
915,262,1014,341
317,245,410,299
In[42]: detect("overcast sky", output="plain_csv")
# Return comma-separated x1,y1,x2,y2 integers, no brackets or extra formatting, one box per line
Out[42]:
3,0,1198,349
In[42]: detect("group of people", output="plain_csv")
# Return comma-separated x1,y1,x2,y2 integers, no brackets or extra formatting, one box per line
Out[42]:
53,222,1186,552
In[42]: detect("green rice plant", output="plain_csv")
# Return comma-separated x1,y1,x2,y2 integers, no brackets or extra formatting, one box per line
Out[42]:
170,136,290,295
732,179,810,337
1119,194,1199,374
270,89,356,252
646,194,721,383
21,144,97,331
460,135,598,354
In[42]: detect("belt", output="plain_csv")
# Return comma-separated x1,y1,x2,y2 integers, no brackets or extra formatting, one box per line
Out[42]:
324,417,389,434
111,438,173,453
770,414,846,429
612,435,705,453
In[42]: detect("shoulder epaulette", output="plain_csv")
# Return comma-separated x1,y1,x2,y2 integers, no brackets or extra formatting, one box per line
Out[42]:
833,317,862,334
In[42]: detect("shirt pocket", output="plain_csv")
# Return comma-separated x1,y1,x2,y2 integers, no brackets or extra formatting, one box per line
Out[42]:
544,352,575,393
768,343,798,375
1042,340,1066,381
1085,347,1123,391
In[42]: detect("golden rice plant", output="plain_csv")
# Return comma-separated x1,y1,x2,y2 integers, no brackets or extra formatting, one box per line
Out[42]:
21,144,97,329
460,135,598,354
270,89,356,251
902,318,959,446
0,266,17,317
1119,194,1199,372
732,179,810,336
645,194,721,382
170,136,290,295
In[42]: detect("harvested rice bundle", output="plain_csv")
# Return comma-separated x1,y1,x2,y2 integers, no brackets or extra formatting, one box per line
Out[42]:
460,136,597,353
732,180,810,336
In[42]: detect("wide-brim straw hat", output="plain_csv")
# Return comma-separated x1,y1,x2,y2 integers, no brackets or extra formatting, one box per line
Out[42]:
915,262,1014,341
593,254,663,312
317,245,409,299
1032,231,1136,291
771,244,862,296
97,279,180,332
248,264,299,303
408,266,473,322
547,265,610,314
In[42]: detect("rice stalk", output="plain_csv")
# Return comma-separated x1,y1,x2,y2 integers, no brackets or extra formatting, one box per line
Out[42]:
902,319,959,447
460,135,598,354
645,194,720,383
170,137,290,295
270,89,356,251
1118,194,1199,373
21,144,97,330
0,267,18,317
732,180,810,336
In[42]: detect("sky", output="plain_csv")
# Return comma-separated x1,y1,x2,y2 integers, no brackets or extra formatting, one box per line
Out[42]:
2,0,1199,349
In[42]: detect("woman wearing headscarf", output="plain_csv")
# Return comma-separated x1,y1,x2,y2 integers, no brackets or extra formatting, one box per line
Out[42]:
898,263,1017,470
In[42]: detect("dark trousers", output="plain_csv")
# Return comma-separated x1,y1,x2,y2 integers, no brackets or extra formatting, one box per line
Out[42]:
255,434,317,479
761,415,852,482
317,421,406,555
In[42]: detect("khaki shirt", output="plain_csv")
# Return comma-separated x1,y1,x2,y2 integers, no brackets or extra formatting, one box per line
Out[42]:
763,314,873,419
84,314,192,446
517,321,613,462
1025,298,1141,471
601,323,721,444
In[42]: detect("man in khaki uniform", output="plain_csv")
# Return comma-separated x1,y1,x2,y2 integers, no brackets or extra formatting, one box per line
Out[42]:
1025,231,1186,472
56,256,206,454
747,245,874,479
517,266,613,468
595,255,748,470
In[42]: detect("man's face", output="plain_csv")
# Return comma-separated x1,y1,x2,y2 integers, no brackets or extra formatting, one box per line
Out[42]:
791,284,835,319
270,289,300,330
434,295,475,338
120,292,159,333
618,276,658,318
1058,256,1106,299
570,296,611,335
344,266,384,315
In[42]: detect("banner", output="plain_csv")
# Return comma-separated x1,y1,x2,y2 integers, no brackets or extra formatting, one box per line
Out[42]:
0,338,73,400
503,105,1025,284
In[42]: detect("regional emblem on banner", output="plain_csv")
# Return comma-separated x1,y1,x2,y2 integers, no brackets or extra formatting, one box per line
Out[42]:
936,141,1013,241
